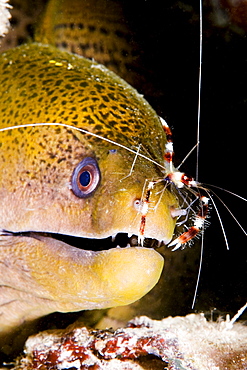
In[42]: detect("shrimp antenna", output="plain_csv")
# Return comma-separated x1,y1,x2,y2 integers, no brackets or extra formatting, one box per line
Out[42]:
196,0,203,182
206,188,247,237
192,0,203,308
0,123,166,171
192,227,204,309
205,190,230,250
204,183,247,202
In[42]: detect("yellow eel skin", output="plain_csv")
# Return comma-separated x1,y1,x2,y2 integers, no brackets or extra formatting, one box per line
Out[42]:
0,43,178,349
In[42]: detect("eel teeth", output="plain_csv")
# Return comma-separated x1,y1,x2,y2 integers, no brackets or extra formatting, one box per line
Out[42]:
111,234,117,242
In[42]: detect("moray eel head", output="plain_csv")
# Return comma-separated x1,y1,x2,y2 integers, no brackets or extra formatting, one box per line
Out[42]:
0,44,179,348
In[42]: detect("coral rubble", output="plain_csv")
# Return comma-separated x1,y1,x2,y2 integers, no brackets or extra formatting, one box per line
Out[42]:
15,314,247,370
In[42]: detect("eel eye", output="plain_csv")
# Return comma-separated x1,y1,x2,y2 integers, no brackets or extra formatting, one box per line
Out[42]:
71,157,101,198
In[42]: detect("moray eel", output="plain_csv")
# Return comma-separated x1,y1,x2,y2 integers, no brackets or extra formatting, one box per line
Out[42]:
0,42,178,352
34,0,146,91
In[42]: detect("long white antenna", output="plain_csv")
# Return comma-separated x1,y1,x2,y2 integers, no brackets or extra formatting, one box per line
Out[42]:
192,227,204,309
192,0,203,309
196,0,203,181
0,123,166,171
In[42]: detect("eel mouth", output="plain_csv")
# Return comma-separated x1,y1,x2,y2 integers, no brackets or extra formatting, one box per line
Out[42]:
53,233,165,250
4,231,165,251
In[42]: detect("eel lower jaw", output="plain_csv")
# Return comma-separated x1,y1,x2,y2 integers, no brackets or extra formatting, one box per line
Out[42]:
0,229,165,319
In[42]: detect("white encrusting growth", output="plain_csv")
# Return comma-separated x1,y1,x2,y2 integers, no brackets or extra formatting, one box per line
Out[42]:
0,0,12,37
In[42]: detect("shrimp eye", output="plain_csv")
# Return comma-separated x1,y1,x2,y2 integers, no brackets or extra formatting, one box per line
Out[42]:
71,157,101,198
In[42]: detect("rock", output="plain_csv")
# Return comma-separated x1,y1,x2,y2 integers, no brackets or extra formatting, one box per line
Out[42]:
15,313,247,370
